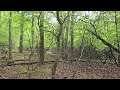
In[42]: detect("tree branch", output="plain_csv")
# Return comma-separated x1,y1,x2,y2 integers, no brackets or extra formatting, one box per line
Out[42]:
63,14,69,24
56,11,62,25
85,28,120,54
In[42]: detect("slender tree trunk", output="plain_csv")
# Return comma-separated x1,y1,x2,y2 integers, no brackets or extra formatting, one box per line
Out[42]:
70,11,75,61
8,11,12,59
114,11,120,63
52,11,68,78
115,12,119,51
52,11,63,79
57,24,63,53
61,26,64,52
64,26,68,53
39,11,44,64
64,11,70,59
19,11,25,53
31,11,34,52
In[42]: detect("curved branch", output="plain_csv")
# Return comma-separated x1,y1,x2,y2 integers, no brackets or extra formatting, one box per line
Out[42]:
63,14,69,24
56,11,62,25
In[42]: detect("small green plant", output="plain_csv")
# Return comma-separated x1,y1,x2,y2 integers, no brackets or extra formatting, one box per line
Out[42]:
36,69,50,74
20,67,50,75
20,67,29,74
7,60,14,64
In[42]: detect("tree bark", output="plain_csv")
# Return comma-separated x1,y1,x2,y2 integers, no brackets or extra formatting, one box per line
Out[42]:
19,11,25,53
31,11,34,52
114,11,120,63
64,11,70,59
8,11,12,59
39,11,44,64
61,26,64,52
52,11,68,79
70,11,75,61
52,11,63,79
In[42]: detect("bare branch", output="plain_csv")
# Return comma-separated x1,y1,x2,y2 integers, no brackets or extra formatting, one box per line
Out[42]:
63,14,69,24
45,30,57,37
56,11,62,25
79,18,89,23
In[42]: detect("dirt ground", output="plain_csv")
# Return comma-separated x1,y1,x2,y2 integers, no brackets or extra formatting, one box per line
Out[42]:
0,60,120,79
0,53,120,79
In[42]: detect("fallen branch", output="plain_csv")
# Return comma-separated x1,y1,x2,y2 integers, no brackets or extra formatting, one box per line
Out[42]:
0,60,62,67
85,28,120,54
85,28,120,67
13,59,29,62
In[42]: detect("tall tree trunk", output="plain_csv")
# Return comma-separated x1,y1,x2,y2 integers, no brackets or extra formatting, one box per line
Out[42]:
8,11,12,59
115,12,119,51
19,11,25,53
39,11,44,64
70,11,75,61
31,11,34,52
52,11,63,79
61,26,64,52
64,11,70,59
114,11,120,63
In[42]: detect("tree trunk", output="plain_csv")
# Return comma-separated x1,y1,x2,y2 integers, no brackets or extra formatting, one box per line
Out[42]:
8,11,12,59
70,11,75,61
61,26,64,52
19,11,25,53
114,11,120,63
51,11,68,79
64,11,70,59
39,11,44,64
31,11,34,52
52,11,63,79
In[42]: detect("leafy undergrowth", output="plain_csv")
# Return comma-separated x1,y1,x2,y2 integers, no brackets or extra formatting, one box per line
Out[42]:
0,59,120,79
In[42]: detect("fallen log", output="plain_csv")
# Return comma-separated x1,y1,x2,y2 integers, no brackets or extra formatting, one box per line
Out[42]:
13,59,29,62
0,60,62,67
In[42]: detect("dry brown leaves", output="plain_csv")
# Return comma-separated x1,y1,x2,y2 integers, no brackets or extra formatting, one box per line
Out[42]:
0,59,120,79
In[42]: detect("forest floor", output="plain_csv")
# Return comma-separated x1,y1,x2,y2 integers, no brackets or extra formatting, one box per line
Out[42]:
0,53,120,79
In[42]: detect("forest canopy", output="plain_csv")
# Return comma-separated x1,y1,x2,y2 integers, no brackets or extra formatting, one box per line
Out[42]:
0,11,119,52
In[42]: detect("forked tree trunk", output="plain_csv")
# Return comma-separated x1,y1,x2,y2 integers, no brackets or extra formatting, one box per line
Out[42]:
52,11,63,79
52,11,69,79
52,24,63,79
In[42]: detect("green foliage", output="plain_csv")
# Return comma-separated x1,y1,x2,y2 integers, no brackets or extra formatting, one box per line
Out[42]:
0,11,119,52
